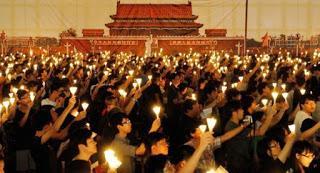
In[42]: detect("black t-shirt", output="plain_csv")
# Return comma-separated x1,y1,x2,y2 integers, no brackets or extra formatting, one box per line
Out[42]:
301,118,317,133
145,155,168,173
65,160,91,173
260,158,288,173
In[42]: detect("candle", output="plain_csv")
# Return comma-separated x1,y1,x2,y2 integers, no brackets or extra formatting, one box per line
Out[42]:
9,98,15,105
272,91,278,103
30,92,36,101
288,124,295,134
191,93,197,101
261,99,268,107
272,83,277,89
282,92,288,101
206,117,217,132
71,110,79,117
129,70,134,76
81,102,89,111
152,105,161,119
148,75,152,81
206,169,215,173
199,125,207,133
221,86,227,93
132,82,137,88
104,149,122,170
136,78,142,88
300,88,306,95
12,87,18,94
238,76,243,82
281,84,286,91
3,100,9,110
0,104,2,113
69,86,77,95
118,89,127,97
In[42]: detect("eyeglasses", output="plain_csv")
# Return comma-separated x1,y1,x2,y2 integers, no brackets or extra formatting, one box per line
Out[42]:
122,119,131,125
299,153,315,159
269,142,280,149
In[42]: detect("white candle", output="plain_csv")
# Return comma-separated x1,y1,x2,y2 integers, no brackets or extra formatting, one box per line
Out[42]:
9,98,15,105
153,105,161,119
3,101,9,110
199,125,207,133
30,92,36,101
282,92,288,101
191,93,197,101
221,86,227,93
81,102,89,111
118,89,127,97
272,91,278,103
261,99,268,107
288,124,295,134
136,78,142,88
148,75,152,81
206,118,217,132
300,88,306,95
104,149,122,170
69,87,77,95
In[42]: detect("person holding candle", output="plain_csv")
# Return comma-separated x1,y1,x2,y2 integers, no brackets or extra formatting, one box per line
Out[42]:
107,112,161,173
257,132,296,173
64,129,97,173
294,94,320,140
2,89,35,172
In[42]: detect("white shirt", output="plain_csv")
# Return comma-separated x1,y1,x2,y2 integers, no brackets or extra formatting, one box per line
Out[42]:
294,110,312,136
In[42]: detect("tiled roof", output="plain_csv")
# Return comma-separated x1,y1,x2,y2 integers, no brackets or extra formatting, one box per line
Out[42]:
111,2,197,19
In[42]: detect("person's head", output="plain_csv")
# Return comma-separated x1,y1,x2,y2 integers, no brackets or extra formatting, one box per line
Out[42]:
145,132,169,156
49,84,64,101
172,145,195,171
75,67,84,79
300,94,316,114
275,95,286,110
241,95,257,114
17,89,31,106
258,82,271,96
104,94,118,111
226,100,244,121
68,129,97,160
109,112,132,135
291,141,315,168
204,82,218,102
225,88,241,101
257,137,282,161
183,99,201,118
39,68,48,80
178,82,188,95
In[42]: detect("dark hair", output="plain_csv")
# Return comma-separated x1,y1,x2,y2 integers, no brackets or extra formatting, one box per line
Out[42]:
224,100,242,118
182,99,197,114
171,145,195,164
300,94,316,105
257,137,277,161
241,95,255,112
225,88,241,101
289,141,316,171
62,128,92,164
17,89,28,100
145,132,167,155
257,82,269,94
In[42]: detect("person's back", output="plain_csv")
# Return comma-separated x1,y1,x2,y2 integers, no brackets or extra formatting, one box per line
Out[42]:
224,120,252,173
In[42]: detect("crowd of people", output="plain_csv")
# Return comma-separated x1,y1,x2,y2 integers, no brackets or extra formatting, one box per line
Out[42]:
0,50,319,173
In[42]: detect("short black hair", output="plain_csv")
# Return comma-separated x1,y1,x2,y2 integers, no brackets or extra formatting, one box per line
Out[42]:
145,132,167,154
224,100,242,118
300,94,316,105
182,99,197,114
